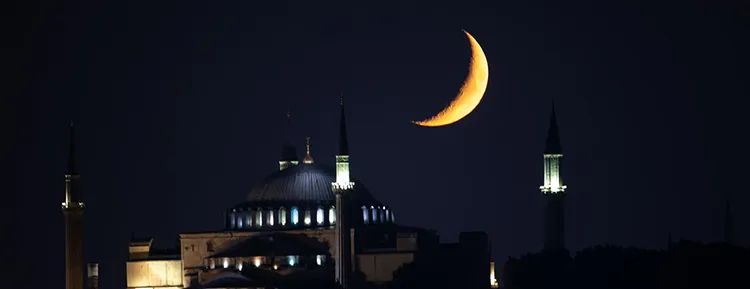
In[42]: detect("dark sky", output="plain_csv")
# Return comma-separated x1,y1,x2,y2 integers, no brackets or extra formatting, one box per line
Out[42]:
8,0,748,288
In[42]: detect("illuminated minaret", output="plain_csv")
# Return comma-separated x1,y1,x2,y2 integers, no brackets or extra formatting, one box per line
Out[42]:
62,121,85,289
540,103,566,250
279,109,299,170
332,96,354,288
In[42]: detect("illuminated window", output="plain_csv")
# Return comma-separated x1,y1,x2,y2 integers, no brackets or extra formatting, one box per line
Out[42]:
279,207,287,226
362,206,369,224
329,207,336,224
253,257,262,267
385,208,390,223
291,207,299,225
255,209,263,227
206,240,215,252
244,213,251,228
267,210,275,226
316,255,325,265
223,258,229,268
316,207,324,225
379,208,384,223
209,259,215,269
238,262,243,271
237,214,243,228
371,207,378,223
229,212,236,228
304,209,312,225
287,255,298,266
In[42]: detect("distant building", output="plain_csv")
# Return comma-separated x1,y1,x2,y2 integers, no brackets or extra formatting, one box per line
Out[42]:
124,99,498,289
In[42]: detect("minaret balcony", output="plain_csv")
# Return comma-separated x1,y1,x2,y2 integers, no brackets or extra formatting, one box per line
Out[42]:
332,182,355,191
61,202,85,209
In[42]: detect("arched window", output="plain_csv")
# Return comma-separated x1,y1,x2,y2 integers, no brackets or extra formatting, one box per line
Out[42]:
255,209,263,227
371,207,378,223
229,212,236,228
316,207,324,225
362,206,369,224
291,207,299,225
267,209,275,226
236,214,243,228
384,207,390,223
279,207,287,226
379,208,384,223
329,207,336,225
304,209,312,225
206,240,215,252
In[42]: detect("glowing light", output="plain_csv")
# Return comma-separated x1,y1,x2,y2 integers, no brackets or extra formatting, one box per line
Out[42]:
316,255,324,265
291,207,299,225
287,256,297,266
268,210,274,226
280,207,287,226
255,210,262,227
238,262,243,271
413,30,489,127
329,207,336,224
316,207,324,225
362,206,369,224
304,210,311,225
223,258,229,268
273,264,278,270
253,257,261,267
490,261,499,288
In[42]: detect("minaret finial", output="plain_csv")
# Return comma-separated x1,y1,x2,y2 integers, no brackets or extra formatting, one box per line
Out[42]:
303,136,314,164
544,101,562,154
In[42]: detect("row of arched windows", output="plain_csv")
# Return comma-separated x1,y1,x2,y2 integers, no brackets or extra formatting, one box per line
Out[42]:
229,205,394,229
362,206,393,224
228,206,336,229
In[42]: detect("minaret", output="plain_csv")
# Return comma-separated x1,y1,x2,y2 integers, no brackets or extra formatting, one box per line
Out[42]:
62,121,85,289
302,136,314,164
332,96,354,288
279,109,299,170
539,103,566,251
724,193,733,245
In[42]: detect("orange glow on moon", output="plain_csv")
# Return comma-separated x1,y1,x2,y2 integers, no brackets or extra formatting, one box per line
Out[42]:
413,30,489,127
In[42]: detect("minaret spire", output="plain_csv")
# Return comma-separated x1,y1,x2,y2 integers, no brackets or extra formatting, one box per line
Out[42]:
540,101,566,251
338,94,349,156
332,94,354,289
279,108,299,170
62,121,85,289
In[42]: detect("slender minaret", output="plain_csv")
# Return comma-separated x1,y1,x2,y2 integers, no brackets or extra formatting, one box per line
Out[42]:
279,109,299,170
724,192,733,245
332,96,354,288
302,136,314,164
62,121,85,289
540,103,566,251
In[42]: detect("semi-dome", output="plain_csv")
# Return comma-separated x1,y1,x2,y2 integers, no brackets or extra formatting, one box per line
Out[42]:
226,164,394,230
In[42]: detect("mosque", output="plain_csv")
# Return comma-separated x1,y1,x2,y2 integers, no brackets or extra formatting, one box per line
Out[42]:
120,99,501,289
61,99,570,289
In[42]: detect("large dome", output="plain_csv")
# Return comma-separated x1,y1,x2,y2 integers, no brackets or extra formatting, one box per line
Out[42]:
226,163,394,231
243,164,382,206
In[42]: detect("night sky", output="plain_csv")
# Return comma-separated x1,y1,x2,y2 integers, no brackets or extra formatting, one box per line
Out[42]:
8,0,747,288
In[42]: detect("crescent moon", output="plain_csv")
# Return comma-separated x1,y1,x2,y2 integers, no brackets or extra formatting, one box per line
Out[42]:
412,30,489,127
